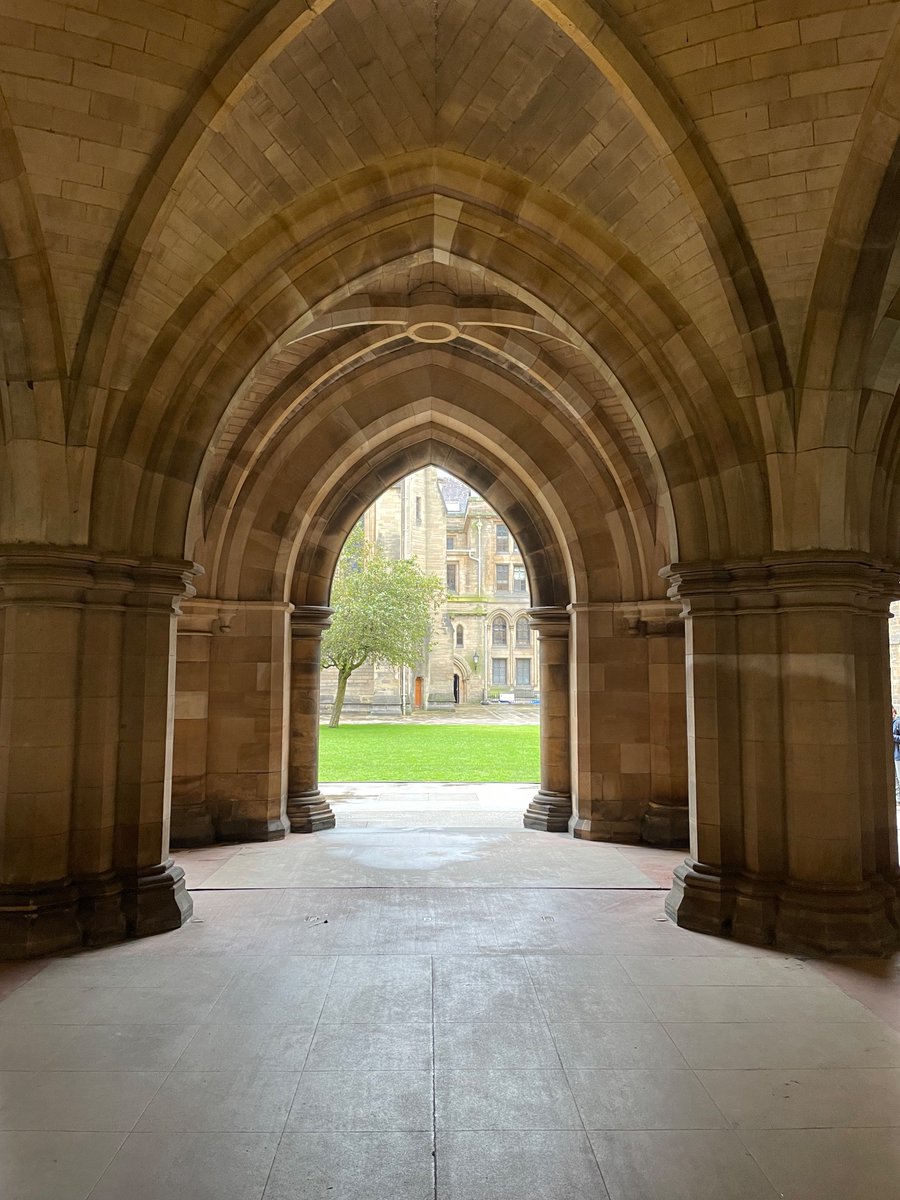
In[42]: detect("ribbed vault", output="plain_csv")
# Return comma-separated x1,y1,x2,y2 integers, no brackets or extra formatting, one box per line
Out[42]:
90,178,773,573
195,344,659,606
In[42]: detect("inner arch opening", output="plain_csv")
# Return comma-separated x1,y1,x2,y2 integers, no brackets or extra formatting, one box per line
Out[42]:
316,466,546,833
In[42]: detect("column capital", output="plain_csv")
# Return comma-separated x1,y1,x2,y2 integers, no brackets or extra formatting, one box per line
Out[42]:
179,598,236,635
619,599,684,638
525,605,569,635
662,552,899,615
128,558,201,612
0,547,200,611
565,599,682,637
290,605,333,638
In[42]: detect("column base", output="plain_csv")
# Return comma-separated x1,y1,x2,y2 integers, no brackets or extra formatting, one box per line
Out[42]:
120,859,193,939
665,859,736,937
776,879,900,957
0,883,82,960
523,790,572,832
77,873,127,948
288,791,336,833
667,859,900,956
216,815,289,842
0,866,195,959
170,804,215,848
571,815,641,844
641,801,689,847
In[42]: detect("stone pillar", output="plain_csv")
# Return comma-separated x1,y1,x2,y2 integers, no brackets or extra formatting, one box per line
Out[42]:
114,561,195,939
639,605,689,847
206,602,291,842
170,604,218,846
287,606,335,833
0,550,194,959
523,606,571,831
0,551,86,956
71,560,132,948
664,555,900,956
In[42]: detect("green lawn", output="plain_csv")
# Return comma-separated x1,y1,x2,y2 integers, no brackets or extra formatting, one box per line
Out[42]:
318,723,540,782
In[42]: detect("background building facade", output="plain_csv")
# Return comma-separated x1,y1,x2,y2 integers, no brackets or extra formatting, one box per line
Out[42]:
320,468,540,714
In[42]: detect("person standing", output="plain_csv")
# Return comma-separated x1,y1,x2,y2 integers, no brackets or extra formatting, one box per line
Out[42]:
893,707,900,803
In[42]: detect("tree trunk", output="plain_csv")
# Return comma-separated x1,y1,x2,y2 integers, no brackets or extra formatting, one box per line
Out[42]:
329,668,352,727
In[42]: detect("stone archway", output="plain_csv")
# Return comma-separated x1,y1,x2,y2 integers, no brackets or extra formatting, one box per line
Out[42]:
273,442,581,838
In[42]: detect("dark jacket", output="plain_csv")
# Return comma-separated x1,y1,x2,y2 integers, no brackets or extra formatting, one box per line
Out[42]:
893,715,900,762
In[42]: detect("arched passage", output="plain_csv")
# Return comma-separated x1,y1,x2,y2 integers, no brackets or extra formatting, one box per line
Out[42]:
169,320,690,850
0,0,896,965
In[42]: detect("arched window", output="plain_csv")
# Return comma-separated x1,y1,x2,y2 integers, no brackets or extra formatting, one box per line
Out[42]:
456,624,464,648
516,617,530,646
492,617,508,646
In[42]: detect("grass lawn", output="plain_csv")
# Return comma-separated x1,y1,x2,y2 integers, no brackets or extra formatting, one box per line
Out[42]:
319,723,540,782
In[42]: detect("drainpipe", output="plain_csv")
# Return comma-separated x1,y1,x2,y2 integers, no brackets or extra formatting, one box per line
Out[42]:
400,478,408,715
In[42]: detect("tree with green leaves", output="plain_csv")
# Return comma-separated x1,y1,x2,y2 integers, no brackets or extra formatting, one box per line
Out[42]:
322,524,444,727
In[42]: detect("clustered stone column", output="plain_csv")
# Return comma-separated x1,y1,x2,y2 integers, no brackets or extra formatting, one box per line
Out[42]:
0,549,195,958
287,606,336,833
523,606,572,831
665,555,900,956
115,562,196,939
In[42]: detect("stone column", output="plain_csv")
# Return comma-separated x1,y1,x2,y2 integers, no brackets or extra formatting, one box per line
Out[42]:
0,550,195,958
71,560,131,948
287,606,336,833
170,604,217,846
523,607,571,831
115,561,196,939
0,550,87,957
664,555,900,956
638,604,689,847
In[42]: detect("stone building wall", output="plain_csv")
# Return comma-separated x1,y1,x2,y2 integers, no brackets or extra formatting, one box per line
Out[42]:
891,602,900,707
444,489,536,704
321,467,539,713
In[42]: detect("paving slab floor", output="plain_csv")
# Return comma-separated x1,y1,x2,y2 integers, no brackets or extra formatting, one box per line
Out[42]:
1,784,899,1199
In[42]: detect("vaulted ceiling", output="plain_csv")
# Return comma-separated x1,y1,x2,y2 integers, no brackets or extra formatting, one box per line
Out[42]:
1,0,899,564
